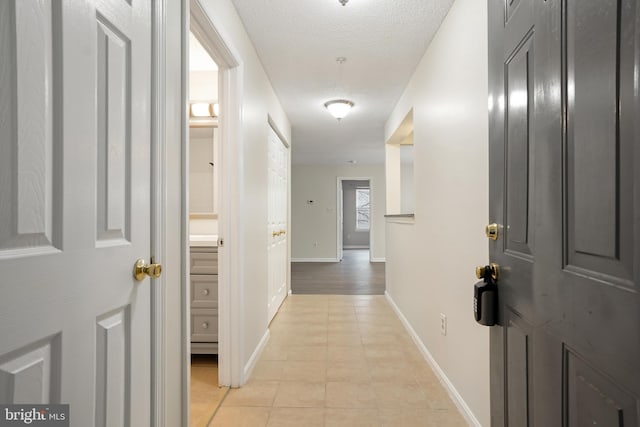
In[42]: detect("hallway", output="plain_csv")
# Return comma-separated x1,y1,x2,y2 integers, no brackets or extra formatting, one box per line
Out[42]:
209,295,467,426
291,250,385,295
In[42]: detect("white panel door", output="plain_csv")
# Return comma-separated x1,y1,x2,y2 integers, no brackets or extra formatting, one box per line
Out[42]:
267,127,288,323
0,0,152,425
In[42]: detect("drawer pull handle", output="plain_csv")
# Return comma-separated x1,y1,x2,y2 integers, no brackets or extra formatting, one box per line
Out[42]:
202,322,209,329
202,289,210,296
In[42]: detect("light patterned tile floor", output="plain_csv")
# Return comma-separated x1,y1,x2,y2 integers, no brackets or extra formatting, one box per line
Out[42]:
209,295,468,427
191,355,229,427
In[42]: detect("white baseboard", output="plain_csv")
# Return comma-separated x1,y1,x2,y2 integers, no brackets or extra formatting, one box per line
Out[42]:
243,329,270,382
291,258,339,262
370,257,386,263
343,245,369,249
385,291,482,427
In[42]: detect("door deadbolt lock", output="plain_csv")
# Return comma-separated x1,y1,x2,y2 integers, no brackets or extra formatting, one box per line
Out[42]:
486,223,499,240
134,259,162,281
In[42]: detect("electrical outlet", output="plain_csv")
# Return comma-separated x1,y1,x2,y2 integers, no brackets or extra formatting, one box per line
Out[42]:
440,313,447,336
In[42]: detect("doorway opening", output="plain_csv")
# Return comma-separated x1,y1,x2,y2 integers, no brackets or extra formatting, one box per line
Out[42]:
337,178,373,262
187,30,227,427
183,2,244,426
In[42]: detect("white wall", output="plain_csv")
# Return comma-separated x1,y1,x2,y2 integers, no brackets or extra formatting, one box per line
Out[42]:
400,159,415,214
384,0,490,425
292,164,385,261
189,70,218,101
196,0,292,379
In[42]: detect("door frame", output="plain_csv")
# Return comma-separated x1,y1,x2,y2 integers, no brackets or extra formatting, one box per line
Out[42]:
157,0,246,424
151,0,166,425
188,0,244,387
188,0,245,389
336,177,374,262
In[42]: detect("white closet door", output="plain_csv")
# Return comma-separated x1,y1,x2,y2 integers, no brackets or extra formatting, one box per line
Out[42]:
267,127,288,323
0,0,153,425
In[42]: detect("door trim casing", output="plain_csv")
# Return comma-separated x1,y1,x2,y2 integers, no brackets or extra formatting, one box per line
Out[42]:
151,0,166,425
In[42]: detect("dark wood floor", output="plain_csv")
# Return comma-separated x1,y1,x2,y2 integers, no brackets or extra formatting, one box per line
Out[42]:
291,249,385,295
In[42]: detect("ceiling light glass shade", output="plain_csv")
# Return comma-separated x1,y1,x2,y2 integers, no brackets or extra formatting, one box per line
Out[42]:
324,99,354,120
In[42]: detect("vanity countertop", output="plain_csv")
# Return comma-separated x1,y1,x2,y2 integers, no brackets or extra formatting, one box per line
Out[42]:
189,234,218,247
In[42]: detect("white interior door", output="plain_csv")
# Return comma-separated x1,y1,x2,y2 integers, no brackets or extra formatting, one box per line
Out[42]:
267,127,288,323
0,0,153,425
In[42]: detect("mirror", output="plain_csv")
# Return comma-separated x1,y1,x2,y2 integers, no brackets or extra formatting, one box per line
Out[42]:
189,125,217,218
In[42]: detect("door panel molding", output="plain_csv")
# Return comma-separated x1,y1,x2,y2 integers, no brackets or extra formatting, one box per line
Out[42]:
0,334,61,404
0,0,63,257
95,307,131,427
563,0,637,288
564,346,639,427
96,13,132,246
503,308,533,427
504,30,535,258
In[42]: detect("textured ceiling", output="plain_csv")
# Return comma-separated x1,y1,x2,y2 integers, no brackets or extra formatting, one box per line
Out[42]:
230,0,454,164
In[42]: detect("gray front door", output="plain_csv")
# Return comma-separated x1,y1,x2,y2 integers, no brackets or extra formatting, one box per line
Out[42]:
488,0,640,425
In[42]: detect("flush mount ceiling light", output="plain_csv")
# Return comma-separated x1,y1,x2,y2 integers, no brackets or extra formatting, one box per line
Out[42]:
339,0,349,5
324,99,354,120
324,57,353,120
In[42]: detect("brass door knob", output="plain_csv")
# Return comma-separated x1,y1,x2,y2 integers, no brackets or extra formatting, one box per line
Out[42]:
134,259,163,281
476,263,500,282
486,223,499,240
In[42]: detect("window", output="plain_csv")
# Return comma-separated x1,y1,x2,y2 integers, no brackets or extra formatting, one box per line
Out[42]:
355,188,371,231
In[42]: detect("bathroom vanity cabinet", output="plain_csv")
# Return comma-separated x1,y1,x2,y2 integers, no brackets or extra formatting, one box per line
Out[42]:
190,246,218,354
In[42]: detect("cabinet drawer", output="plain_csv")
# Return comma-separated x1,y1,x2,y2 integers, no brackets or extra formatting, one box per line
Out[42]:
191,309,218,342
190,250,218,275
191,275,218,309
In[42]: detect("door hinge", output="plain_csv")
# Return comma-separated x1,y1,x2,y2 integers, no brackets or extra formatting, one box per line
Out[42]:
218,238,224,247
